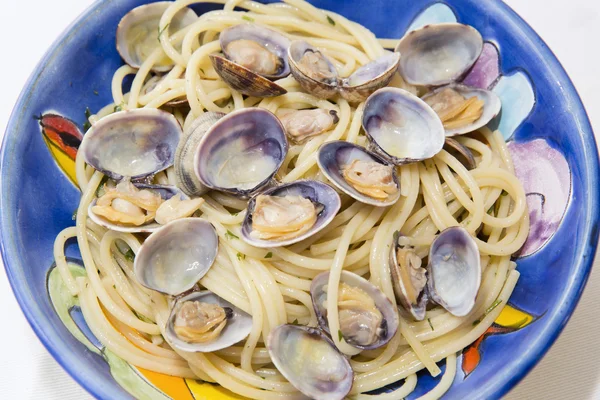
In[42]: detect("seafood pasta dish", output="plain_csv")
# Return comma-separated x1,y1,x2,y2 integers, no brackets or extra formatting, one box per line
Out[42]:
53,0,530,398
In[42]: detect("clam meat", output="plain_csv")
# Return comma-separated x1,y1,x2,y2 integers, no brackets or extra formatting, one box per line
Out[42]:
241,180,341,248
289,40,400,102
310,271,398,350
390,232,428,321
166,291,252,352
317,141,400,207
210,24,290,97
250,194,323,242
279,108,339,144
422,84,502,137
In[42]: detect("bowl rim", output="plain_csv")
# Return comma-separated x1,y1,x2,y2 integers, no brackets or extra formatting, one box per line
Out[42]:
1,0,599,399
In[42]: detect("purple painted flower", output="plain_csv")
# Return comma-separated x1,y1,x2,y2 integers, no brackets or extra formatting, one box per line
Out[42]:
508,139,571,257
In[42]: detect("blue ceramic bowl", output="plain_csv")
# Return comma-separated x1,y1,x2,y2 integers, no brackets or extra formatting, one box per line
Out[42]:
2,1,599,399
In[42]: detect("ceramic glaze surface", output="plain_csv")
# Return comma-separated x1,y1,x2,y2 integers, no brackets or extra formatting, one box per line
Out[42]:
1,1,599,399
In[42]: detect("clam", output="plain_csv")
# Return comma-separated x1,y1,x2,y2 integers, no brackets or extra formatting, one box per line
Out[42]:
395,23,483,87
165,290,252,352
116,2,197,72
210,24,290,97
79,109,182,181
422,84,502,136
389,232,428,321
279,108,339,144
174,112,225,197
141,74,188,107
317,141,400,207
267,324,353,400
427,227,481,317
241,180,341,248
288,40,400,102
194,108,288,198
88,181,203,233
134,218,218,296
310,271,399,350
444,138,476,170
362,88,445,165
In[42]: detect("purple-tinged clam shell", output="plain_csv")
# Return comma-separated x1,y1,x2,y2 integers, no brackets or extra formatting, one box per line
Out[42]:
87,184,189,234
317,140,401,207
79,109,182,181
395,23,483,87
116,2,197,72
165,290,252,353
194,108,288,198
428,227,481,317
508,139,571,257
211,24,290,97
267,324,353,400
241,180,341,248
363,87,445,165
421,83,502,137
134,218,218,296
310,270,399,350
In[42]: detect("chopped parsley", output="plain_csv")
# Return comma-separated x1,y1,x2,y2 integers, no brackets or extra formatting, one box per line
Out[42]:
199,67,205,75
338,330,343,341
95,175,109,197
327,15,335,25
265,252,273,259
236,252,246,261
83,107,92,132
225,230,239,240
124,249,135,262
72,208,78,221
93,90,99,96
472,299,502,326
242,15,254,22
291,319,299,325
158,23,170,40
114,103,124,112
427,318,434,331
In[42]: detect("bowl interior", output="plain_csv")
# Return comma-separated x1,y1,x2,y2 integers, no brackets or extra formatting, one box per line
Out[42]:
1,1,599,399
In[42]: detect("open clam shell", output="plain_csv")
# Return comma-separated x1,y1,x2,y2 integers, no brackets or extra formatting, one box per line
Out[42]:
310,270,399,350
116,2,197,72
317,141,401,207
396,23,483,87
267,324,353,400
444,138,476,170
194,108,288,198
288,40,339,99
422,84,502,137
210,24,290,97
80,109,182,181
165,290,252,352
241,180,341,248
389,232,428,321
427,227,481,317
88,184,188,233
339,52,401,102
134,218,218,296
362,88,445,165
174,112,226,197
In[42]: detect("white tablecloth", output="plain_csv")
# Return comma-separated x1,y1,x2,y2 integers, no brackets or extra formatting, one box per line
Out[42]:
1,1,599,399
